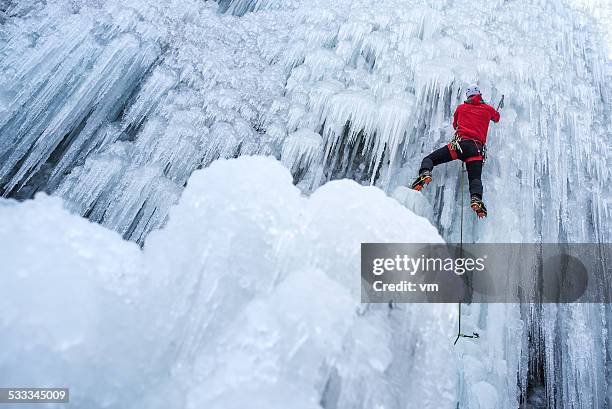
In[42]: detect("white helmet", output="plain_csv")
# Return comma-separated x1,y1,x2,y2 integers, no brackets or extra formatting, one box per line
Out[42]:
466,85,481,98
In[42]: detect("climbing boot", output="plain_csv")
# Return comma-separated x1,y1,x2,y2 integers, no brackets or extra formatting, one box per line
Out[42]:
470,195,487,218
411,170,432,191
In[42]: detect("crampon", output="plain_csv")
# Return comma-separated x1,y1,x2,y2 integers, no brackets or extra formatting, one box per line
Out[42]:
470,196,487,218
411,171,432,191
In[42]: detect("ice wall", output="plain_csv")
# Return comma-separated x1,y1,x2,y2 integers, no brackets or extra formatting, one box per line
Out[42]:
0,156,457,409
572,0,612,55
0,0,289,242
1,0,611,407
1,0,609,243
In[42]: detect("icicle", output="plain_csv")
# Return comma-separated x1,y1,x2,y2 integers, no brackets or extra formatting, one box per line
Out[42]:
281,128,323,174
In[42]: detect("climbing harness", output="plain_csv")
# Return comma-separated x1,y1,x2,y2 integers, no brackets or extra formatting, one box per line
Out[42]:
450,135,487,164
449,132,463,154
453,163,480,345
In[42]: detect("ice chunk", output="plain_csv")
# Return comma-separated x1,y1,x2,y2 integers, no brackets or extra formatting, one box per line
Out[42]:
1,156,452,408
392,186,434,222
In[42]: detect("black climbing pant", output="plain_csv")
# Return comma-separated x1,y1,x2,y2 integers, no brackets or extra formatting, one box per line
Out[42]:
419,140,484,198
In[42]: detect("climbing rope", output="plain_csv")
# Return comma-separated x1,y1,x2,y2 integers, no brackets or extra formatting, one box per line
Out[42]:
460,164,464,247
452,94,503,344
454,162,479,345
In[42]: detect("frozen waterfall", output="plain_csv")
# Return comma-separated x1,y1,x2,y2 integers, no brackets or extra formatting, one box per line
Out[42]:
0,0,611,407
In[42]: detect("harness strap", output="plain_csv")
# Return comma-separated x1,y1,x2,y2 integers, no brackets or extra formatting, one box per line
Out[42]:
464,155,483,163
448,143,482,163
469,139,486,163
447,143,458,160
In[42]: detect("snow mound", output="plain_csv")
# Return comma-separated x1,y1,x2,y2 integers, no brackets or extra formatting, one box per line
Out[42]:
0,156,455,408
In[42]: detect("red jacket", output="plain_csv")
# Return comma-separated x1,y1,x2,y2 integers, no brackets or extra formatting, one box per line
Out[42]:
453,94,500,144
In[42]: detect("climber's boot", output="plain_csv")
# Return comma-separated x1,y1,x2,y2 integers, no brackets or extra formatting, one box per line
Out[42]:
470,194,487,218
411,170,433,191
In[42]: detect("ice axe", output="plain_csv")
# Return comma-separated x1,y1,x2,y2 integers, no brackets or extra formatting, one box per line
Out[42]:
496,94,505,111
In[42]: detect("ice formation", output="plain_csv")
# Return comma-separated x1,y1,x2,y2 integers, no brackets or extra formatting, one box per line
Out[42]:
1,156,457,408
1,0,611,407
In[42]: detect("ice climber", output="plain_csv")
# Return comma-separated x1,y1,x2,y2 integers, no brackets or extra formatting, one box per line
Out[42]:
411,85,501,218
